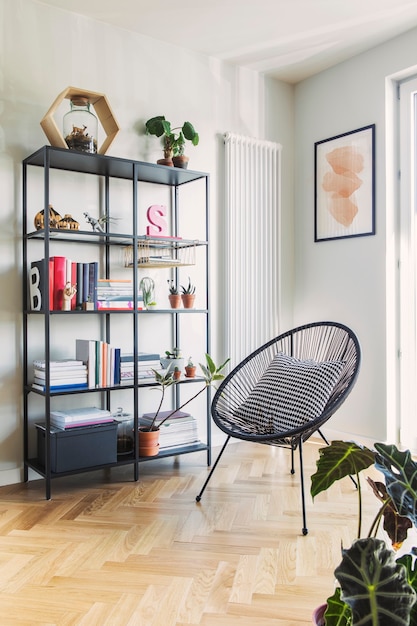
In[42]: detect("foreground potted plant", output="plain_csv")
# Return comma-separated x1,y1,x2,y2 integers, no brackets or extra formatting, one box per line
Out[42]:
310,440,417,625
145,116,199,167
138,354,229,456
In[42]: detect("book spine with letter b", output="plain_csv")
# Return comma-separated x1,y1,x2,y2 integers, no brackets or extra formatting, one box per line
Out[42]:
29,258,54,311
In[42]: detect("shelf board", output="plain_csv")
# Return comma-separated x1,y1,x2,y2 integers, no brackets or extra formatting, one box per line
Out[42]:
26,442,209,477
23,145,209,186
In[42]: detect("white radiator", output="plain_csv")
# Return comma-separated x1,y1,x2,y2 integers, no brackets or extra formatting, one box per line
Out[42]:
224,132,282,367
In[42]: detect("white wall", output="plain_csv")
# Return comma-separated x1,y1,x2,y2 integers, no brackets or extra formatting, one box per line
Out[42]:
294,26,417,443
0,0,294,485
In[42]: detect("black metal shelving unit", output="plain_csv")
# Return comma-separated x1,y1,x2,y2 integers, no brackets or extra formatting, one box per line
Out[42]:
22,146,210,499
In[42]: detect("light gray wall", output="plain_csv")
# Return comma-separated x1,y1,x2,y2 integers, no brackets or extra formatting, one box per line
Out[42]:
0,0,294,485
294,26,417,442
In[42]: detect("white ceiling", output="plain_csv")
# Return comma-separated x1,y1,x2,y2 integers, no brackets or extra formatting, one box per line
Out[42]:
38,0,417,83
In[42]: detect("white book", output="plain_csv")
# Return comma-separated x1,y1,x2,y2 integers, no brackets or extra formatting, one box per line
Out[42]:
50,407,113,422
33,359,84,369
34,368,87,379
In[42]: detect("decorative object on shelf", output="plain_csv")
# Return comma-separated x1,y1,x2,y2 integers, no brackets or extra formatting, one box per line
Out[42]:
139,276,156,310
56,213,79,230
123,237,197,269
83,211,105,233
34,204,62,230
181,276,196,309
167,279,181,309
160,347,184,372
311,440,417,625
114,407,134,455
62,282,77,311
63,96,98,153
145,116,199,167
185,357,196,378
173,366,181,380
146,204,168,237
138,354,229,456
40,86,120,155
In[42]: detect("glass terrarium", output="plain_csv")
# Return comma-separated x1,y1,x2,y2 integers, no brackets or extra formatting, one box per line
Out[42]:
63,96,98,153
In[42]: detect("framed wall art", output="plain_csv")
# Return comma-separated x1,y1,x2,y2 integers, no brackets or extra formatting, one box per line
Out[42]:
314,124,375,242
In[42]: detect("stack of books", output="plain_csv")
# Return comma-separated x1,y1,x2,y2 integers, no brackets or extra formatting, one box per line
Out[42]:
140,410,200,450
32,359,88,392
76,339,121,388
120,352,162,385
50,406,114,429
96,279,143,310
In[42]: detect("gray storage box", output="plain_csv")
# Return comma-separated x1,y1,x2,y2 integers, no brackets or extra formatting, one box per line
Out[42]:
36,421,118,472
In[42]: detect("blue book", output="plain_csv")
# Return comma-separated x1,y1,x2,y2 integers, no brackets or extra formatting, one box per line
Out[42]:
76,262,83,308
114,347,121,385
82,263,89,304
32,382,88,392
88,262,98,308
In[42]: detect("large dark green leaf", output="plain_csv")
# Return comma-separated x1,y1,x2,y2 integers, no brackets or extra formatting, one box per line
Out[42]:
397,553,417,626
375,443,417,527
311,441,376,499
334,537,416,625
324,587,352,625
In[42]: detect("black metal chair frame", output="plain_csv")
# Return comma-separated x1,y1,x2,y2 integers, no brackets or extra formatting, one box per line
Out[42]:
196,321,361,535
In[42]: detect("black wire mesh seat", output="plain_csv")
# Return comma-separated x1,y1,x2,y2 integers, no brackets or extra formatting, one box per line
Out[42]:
196,321,361,535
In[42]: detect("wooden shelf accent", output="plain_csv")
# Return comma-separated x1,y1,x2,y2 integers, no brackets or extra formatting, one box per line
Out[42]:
40,86,120,155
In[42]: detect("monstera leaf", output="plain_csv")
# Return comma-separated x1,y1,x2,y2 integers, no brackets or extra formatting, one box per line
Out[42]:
311,440,375,498
375,443,417,527
334,538,416,626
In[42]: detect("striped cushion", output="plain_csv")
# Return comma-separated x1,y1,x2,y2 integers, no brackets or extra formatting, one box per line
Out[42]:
233,353,344,434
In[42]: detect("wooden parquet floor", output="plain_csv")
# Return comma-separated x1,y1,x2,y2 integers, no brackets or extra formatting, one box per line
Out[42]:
0,439,373,625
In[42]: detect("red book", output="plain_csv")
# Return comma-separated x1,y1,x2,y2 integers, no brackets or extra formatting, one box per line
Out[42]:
51,256,66,310
71,261,77,310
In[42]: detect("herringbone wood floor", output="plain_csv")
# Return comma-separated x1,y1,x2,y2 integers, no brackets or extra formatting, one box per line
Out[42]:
0,439,377,625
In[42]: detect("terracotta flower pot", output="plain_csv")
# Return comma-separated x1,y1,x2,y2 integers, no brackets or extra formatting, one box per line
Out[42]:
181,294,195,309
168,294,181,309
138,428,160,457
172,155,189,169
185,366,196,378
173,369,181,380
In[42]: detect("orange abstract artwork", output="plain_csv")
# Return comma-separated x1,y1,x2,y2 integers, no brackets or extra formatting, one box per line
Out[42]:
314,125,375,241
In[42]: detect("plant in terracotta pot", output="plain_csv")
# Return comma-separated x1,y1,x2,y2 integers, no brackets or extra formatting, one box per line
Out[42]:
167,279,181,309
138,354,230,456
181,277,196,309
185,357,197,378
145,116,199,167
310,440,417,625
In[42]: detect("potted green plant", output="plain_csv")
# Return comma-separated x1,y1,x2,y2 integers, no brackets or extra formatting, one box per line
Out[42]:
167,279,181,309
181,277,196,309
185,357,196,378
138,354,229,456
310,440,417,625
145,116,199,168
160,347,184,371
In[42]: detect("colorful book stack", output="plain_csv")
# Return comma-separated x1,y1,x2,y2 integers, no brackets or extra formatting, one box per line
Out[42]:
29,257,98,311
120,352,162,385
32,359,88,392
140,410,200,450
50,406,114,430
96,279,144,310
76,339,121,388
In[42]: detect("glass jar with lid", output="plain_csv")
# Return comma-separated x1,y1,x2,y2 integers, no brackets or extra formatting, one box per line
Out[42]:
63,96,98,153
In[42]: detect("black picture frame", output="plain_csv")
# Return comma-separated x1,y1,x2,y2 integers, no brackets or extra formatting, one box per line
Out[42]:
314,124,375,242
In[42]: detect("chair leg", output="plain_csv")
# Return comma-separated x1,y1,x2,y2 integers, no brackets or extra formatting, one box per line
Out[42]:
196,435,231,502
290,446,295,474
298,439,308,535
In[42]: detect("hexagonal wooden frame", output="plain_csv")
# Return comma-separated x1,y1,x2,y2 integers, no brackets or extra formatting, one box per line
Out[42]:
40,86,120,155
